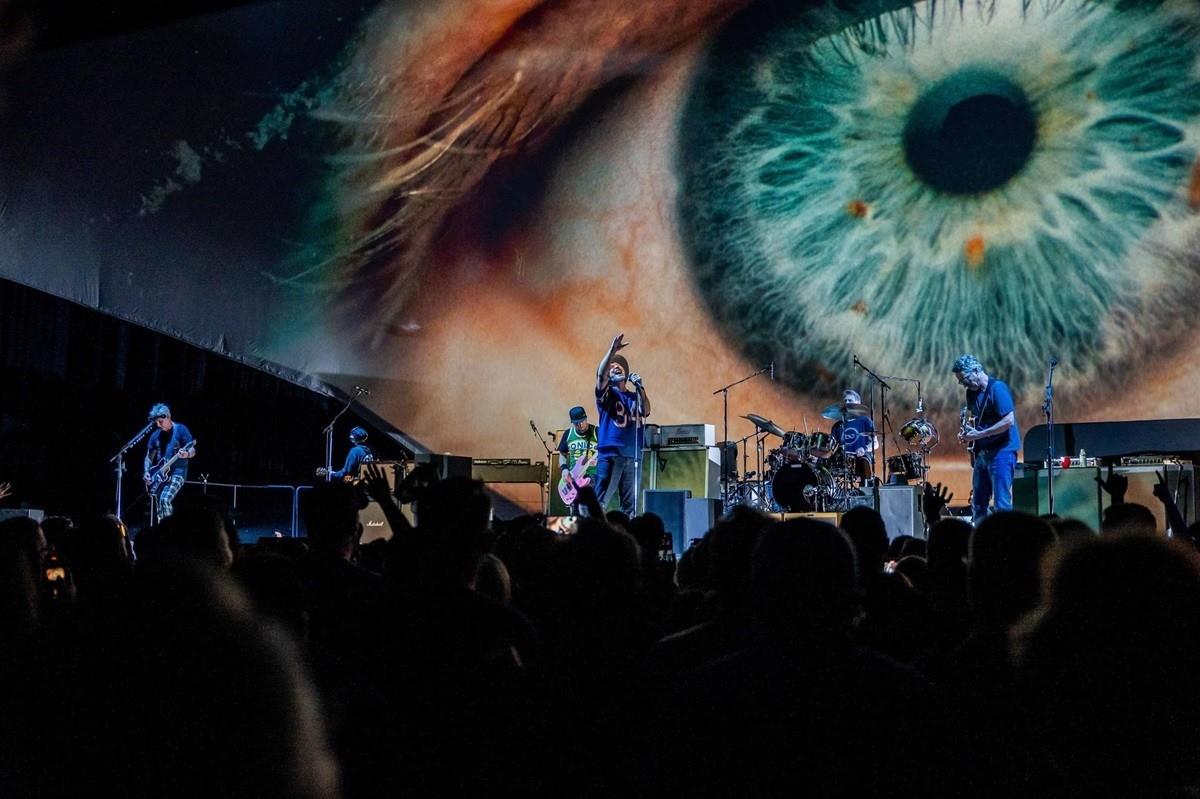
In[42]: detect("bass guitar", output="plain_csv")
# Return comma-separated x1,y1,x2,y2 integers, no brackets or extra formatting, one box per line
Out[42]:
558,452,598,505
146,440,197,491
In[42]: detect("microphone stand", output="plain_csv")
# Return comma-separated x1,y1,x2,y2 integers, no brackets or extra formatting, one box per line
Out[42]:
713,365,772,513
529,421,554,517
110,420,155,524
322,387,366,482
633,378,646,515
853,356,891,514
1043,359,1057,515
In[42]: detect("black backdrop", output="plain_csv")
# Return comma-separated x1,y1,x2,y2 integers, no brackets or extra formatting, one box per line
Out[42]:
0,277,406,524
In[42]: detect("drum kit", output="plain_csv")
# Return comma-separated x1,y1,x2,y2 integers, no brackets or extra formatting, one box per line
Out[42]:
724,397,940,514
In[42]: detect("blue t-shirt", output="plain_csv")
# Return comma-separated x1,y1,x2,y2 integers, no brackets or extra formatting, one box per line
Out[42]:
967,378,1020,453
831,416,876,456
332,444,374,479
146,423,195,481
595,383,645,457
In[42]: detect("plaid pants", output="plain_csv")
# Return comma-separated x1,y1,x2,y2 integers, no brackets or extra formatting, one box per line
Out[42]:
154,474,186,522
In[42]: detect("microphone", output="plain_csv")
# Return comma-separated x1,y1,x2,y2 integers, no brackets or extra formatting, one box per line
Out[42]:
354,385,370,396
770,362,775,381
529,419,538,433
1049,356,1059,367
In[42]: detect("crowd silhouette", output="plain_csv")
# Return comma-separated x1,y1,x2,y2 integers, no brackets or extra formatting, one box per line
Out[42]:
1,464,1199,798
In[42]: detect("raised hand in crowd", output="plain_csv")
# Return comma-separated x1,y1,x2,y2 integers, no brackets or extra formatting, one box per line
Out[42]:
1153,469,1190,545
361,461,412,534
0,481,11,501
575,483,604,520
1094,464,1129,504
922,481,953,527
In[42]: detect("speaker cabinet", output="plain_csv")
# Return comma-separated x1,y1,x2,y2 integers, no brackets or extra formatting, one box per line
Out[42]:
650,447,721,499
354,461,409,543
858,486,924,540
683,498,722,555
644,489,691,555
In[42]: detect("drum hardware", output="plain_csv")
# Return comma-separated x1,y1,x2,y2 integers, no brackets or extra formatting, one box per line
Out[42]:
819,402,870,421
741,413,787,439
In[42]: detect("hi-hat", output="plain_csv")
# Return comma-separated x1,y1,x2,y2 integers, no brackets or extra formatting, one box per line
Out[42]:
819,402,870,421
741,413,786,438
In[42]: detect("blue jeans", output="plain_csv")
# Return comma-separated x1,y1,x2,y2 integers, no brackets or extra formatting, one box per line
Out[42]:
596,452,638,517
972,449,1016,525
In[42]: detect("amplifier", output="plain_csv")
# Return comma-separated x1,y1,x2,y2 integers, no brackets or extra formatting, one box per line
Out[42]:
471,460,548,484
657,423,716,448
415,453,473,480
1015,463,1196,532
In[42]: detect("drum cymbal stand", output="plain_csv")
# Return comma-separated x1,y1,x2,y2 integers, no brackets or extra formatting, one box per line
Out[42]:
853,355,891,515
713,365,772,511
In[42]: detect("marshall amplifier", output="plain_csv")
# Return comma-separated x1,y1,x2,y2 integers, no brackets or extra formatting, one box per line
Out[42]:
657,423,717,448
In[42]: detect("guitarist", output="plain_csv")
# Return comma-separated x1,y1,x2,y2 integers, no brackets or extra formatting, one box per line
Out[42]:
143,403,196,521
329,427,375,481
952,355,1019,525
557,406,599,516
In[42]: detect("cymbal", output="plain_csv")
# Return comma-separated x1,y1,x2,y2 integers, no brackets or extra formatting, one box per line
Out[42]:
820,402,871,421
741,413,786,438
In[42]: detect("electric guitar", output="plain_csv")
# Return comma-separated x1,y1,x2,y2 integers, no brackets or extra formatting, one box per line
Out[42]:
558,452,598,505
959,405,977,466
146,440,197,491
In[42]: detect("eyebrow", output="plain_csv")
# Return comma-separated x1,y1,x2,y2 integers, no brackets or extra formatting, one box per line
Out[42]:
325,0,749,335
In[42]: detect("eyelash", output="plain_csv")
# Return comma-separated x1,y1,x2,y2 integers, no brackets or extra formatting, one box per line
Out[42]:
676,0,1200,409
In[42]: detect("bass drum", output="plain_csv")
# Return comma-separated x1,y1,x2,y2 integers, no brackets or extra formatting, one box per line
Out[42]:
770,463,833,512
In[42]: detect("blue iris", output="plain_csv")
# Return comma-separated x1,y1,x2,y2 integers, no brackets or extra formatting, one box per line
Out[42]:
677,0,1200,408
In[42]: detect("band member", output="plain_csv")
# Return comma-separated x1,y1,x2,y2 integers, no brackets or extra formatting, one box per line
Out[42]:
830,388,877,466
143,403,195,521
557,405,599,516
595,333,650,516
328,427,374,481
953,355,1020,524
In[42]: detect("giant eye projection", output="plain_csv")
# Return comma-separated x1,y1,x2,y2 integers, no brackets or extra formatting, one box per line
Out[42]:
678,0,1200,408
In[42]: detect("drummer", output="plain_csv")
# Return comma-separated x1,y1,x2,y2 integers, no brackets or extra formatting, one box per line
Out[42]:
830,389,877,464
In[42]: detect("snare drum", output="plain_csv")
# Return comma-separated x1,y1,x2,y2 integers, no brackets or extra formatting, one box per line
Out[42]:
808,431,838,460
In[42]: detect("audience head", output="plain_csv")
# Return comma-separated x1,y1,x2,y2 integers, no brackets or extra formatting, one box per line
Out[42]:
751,519,859,642
967,511,1056,629
416,477,495,584
705,506,771,609
839,507,888,575
1049,516,1095,547
66,564,338,798
302,481,362,557
926,517,972,574
147,506,234,571
1021,534,1200,793
1100,502,1157,537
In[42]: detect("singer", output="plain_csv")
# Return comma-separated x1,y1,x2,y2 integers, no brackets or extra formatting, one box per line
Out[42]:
952,355,1020,524
594,333,651,516
143,403,196,521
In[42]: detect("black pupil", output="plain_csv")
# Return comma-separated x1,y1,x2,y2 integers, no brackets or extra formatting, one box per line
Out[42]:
903,70,1037,195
